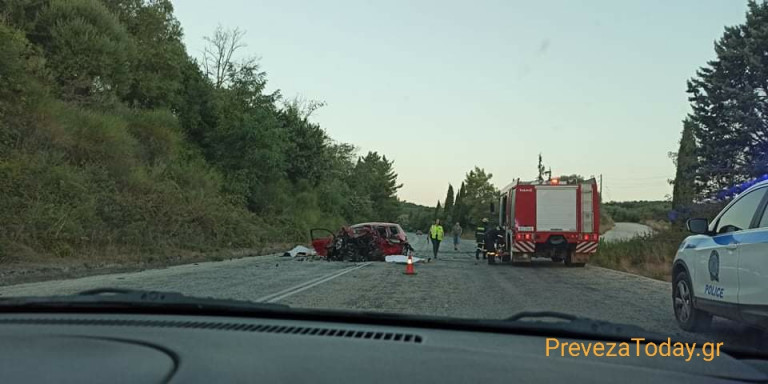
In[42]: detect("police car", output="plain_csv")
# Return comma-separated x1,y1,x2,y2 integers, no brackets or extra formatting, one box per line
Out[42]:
673,180,768,331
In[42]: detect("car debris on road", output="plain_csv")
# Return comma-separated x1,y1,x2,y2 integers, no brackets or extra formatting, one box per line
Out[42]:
310,222,413,262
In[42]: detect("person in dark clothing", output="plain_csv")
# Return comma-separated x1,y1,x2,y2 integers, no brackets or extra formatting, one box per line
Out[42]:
475,218,488,260
484,226,504,256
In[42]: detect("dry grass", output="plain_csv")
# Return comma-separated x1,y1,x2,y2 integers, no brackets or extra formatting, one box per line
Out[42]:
591,229,688,282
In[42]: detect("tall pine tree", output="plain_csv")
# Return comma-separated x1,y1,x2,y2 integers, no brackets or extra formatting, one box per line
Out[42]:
443,184,455,222
672,118,697,213
687,1,768,197
454,182,467,225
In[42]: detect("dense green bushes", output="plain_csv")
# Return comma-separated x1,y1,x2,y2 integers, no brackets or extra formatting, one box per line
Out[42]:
0,100,268,260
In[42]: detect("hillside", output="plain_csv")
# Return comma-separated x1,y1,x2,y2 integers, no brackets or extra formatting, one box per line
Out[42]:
0,0,401,278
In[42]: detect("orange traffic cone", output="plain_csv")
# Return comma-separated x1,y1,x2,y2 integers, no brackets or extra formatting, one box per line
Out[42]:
404,254,416,275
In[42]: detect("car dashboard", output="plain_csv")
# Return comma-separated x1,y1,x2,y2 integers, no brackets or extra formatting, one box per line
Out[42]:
1,312,767,383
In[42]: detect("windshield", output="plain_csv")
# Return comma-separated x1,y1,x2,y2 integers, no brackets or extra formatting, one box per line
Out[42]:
1,0,767,359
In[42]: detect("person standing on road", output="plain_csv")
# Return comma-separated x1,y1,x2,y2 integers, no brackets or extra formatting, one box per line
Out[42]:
452,222,462,251
429,219,444,260
484,225,504,259
475,218,488,260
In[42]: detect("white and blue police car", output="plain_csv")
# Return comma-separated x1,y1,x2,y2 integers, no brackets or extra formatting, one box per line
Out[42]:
673,180,768,332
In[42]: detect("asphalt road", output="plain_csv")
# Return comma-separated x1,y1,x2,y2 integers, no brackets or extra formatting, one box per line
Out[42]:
602,222,654,242
1,232,766,354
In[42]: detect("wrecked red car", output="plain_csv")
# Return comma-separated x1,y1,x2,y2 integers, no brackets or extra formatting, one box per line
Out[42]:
311,222,411,262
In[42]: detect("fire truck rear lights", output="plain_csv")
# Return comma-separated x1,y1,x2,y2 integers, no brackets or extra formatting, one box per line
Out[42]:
523,233,532,240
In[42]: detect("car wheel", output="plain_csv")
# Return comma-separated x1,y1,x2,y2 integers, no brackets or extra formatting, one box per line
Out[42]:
673,271,712,332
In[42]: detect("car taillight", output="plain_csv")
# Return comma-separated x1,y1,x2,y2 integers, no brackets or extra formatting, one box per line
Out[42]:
524,233,532,240
583,234,590,241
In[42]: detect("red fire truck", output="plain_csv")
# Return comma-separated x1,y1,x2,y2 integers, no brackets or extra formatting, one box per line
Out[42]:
489,177,600,267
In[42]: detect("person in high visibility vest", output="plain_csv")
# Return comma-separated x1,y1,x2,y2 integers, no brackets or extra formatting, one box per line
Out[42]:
428,219,444,260
475,218,488,260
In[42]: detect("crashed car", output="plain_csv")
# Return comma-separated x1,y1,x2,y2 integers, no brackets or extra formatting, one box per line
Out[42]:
311,222,411,262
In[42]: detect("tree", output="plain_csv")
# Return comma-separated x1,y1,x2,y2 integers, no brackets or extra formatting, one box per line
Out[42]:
202,24,247,89
284,96,326,119
205,50,285,212
174,57,218,149
32,0,136,103
280,103,329,185
443,184,454,222
462,167,498,224
350,152,402,221
672,119,697,213
453,182,467,225
687,1,768,197
433,201,441,220
103,0,187,109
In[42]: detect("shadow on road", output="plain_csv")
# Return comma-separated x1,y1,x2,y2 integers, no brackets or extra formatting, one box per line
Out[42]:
692,318,768,354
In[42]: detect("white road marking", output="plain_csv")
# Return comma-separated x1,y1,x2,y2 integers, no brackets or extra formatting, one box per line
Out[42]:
255,262,372,303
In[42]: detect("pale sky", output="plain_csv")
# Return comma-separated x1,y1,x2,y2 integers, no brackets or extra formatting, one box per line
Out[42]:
174,1,749,205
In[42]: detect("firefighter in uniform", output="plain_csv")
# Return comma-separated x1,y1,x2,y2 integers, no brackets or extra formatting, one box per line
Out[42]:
484,225,504,263
475,218,488,260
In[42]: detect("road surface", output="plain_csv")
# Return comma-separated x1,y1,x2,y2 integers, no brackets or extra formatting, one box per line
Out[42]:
0,233,765,353
602,222,654,242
